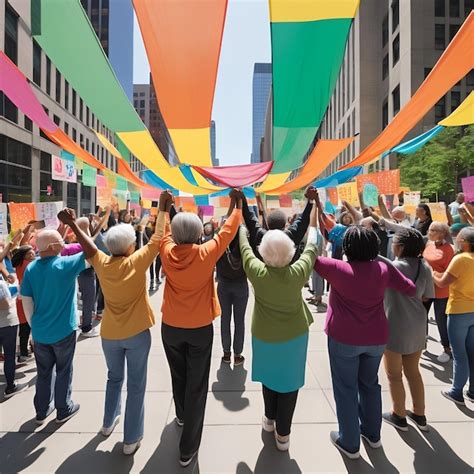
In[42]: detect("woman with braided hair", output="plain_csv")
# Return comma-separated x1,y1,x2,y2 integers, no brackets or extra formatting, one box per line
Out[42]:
313,223,416,459
382,228,435,432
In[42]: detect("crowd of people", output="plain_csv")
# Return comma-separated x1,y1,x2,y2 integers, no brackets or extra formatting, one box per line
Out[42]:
0,186,473,465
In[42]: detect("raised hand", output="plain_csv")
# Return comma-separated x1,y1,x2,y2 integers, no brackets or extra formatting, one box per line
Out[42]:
57,208,77,226
305,186,318,201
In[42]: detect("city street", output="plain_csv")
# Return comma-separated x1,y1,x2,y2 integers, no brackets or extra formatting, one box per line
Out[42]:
0,285,473,474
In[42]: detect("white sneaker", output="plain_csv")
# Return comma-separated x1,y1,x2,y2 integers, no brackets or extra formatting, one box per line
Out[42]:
82,326,100,338
123,439,141,455
101,416,120,436
275,431,290,451
437,352,451,363
262,415,275,432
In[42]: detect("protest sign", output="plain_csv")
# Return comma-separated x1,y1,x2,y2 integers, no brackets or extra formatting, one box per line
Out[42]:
356,169,400,195
35,201,63,229
8,203,36,231
363,183,379,207
279,195,292,208
0,203,8,236
327,188,338,205
428,202,448,223
404,191,421,207
461,176,474,202
337,182,359,206
97,187,113,207
52,155,77,183
82,164,97,187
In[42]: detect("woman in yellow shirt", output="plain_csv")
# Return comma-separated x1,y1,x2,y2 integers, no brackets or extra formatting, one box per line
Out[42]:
433,227,474,406
58,191,173,456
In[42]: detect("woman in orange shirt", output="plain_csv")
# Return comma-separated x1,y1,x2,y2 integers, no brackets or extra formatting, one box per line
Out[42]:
423,222,455,363
159,190,242,468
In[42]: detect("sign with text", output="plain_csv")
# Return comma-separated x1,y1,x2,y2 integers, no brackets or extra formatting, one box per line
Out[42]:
96,187,113,208
362,183,379,207
337,182,359,207
356,169,400,195
52,155,77,183
35,201,63,229
8,203,36,231
0,203,8,236
428,202,448,223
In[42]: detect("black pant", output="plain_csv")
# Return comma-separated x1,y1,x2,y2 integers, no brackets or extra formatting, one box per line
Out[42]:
19,322,31,356
262,385,299,437
95,274,104,313
425,297,450,348
0,325,18,388
149,256,162,281
161,322,213,457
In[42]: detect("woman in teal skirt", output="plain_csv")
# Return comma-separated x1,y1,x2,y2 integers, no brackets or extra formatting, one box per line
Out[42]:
239,206,318,451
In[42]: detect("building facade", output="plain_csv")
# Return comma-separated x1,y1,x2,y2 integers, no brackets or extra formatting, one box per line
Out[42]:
80,0,134,100
0,0,120,214
251,63,272,163
319,0,474,177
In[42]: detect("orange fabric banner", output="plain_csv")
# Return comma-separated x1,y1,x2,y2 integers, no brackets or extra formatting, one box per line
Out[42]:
265,138,354,195
356,170,400,195
341,11,474,169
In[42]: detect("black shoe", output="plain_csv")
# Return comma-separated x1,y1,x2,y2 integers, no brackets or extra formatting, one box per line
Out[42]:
221,352,231,364
4,383,28,399
35,405,55,425
382,412,408,431
406,410,429,432
56,403,80,423
464,391,474,403
179,451,198,467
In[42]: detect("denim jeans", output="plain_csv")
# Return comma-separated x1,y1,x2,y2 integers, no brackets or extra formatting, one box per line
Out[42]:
328,337,385,453
0,325,18,388
217,281,248,354
34,331,76,419
101,329,151,444
78,268,95,332
447,312,474,397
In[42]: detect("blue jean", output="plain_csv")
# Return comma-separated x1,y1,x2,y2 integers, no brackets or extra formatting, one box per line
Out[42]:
102,329,151,444
328,337,385,452
34,331,76,418
447,312,474,397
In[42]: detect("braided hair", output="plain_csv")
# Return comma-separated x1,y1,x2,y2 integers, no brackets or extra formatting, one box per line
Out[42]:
342,225,380,261
393,227,425,258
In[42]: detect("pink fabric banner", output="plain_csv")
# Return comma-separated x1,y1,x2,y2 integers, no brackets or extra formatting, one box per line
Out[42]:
0,52,57,132
198,205,214,216
141,187,162,200
96,175,108,188
192,162,274,188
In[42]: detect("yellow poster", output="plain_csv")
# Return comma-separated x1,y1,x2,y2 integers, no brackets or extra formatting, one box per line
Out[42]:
337,182,359,207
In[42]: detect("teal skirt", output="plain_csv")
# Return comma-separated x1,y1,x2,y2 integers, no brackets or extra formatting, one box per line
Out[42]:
252,332,309,393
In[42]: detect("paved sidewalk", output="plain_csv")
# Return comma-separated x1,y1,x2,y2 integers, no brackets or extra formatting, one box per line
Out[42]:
1,285,473,473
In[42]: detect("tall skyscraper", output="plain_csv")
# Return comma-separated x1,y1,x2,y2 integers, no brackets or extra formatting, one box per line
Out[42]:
210,120,219,166
319,0,474,177
251,63,272,163
80,0,133,100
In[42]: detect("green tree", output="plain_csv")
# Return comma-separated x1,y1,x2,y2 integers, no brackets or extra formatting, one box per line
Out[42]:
398,125,474,201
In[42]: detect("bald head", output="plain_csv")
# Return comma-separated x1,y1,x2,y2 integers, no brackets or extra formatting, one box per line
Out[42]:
36,230,63,254
76,217,90,235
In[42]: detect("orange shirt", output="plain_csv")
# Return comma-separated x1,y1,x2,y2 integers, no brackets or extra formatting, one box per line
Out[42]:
423,241,454,299
160,209,242,329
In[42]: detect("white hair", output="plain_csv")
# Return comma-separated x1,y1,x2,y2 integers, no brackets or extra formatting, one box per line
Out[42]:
104,224,136,256
258,230,295,268
392,206,406,217
36,229,62,252
171,212,203,244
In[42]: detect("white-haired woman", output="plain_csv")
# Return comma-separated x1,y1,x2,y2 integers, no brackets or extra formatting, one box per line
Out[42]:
159,190,242,467
239,205,318,451
58,191,173,455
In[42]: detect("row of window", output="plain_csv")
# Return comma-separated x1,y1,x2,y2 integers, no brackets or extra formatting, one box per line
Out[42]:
435,0,474,17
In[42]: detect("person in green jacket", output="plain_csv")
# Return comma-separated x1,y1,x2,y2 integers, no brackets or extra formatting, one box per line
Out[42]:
239,204,318,452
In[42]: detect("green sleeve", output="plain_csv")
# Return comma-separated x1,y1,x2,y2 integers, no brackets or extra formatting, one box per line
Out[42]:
290,244,318,285
239,226,264,280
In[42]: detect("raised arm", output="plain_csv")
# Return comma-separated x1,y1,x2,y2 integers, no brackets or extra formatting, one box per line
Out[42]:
241,193,265,250
342,199,363,224
378,195,393,220
58,208,98,259
379,218,407,233
286,189,313,245
90,206,111,239
238,224,264,279
256,194,268,230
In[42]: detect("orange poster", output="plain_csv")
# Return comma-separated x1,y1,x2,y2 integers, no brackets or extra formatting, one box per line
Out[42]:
279,194,293,208
8,203,36,231
356,169,400,195
327,188,338,205
96,187,113,208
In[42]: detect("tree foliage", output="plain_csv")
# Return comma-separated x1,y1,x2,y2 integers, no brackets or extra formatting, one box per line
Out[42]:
398,125,474,201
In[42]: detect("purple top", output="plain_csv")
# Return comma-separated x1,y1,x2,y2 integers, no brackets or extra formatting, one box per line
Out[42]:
61,243,83,256
314,257,416,346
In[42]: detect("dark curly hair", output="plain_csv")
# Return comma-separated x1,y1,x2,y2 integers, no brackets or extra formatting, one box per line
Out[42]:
342,225,380,261
393,227,425,258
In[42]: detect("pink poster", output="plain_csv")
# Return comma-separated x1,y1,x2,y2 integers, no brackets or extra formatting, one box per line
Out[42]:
461,176,474,202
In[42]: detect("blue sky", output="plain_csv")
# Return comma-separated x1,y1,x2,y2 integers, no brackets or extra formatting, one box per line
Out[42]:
133,0,271,165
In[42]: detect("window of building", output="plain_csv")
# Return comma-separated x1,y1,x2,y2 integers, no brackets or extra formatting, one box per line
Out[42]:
67,182,78,211
53,115,60,126
91,113,95,129
86,107,90,126
382,100,389,129
424,67,432,78
435,0,445,16
46,57,51,95
65,122,69,135
392,85,400,115
140,92,145,97
81,183,92,215
467,70,474,87
392,34,400,66
449,24,460,40
5,5,18,64
86,138,89,152
466,0,474,14
33,41,42,86
72,128,77,142
79,98,83,121
92,142,95,156
55,70,61,103
450,0,460,16
24,116,33,132
0,92,18,123
391,0,399,32
451,91,461,111
382,54,389,80
435,96,446,122
435,24,445,50
80,134,84,147
65,80,69,109
72,89,77,116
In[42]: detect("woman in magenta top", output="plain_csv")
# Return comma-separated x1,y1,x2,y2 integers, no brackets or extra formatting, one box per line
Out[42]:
313,225,416,459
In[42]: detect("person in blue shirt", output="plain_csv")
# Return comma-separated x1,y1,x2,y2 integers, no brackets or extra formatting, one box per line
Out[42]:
21,229,87,425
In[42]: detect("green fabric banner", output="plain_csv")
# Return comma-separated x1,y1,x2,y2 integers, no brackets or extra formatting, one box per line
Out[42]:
130,191,140,203
82,164,97,187
116,176,128,191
